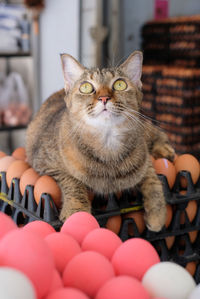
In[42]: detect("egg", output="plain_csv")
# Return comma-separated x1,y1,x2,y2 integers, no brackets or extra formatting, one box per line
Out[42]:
142,262,196,299
6,160,30,188
165,236,175,249
19,168,40,195
0,156,16,172
165,204,173,228
0,151,6,159
186,262,197,277
105,215,122,235
12,147,27,161
63,251,115,297
180,200,197,225
154,158,176,189
123,210,145,236
33,175,62,208
174,154,200,188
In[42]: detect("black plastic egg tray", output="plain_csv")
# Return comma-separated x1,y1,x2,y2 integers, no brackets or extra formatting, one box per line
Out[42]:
0,170,200,282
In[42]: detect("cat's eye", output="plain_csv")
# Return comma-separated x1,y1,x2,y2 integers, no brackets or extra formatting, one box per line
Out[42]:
113,79,127,91
79,82,94,94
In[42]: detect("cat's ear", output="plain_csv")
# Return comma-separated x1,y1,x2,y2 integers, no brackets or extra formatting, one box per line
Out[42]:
61,54,86,92
120,51,143,89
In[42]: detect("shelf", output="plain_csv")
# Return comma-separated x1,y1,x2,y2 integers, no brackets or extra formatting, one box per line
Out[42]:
0,51,31,58
0,125,27,132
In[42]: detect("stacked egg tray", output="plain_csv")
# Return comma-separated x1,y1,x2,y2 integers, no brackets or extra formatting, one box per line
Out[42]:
141,15,200,68
141,65,200,159
1,171,200,282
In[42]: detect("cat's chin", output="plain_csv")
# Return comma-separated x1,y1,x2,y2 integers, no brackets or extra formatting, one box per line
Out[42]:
85,110,125,129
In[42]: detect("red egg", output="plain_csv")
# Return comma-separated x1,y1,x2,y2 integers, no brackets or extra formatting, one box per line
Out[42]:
45,232,81,274
111,238,160,281
82,228,122,260
0,229,54,299
45,287,90,299
47,270,63,294
154,158,176,189
95,275,150,299
61,212,100,244
22,220,56,239
174,154,200,188
63,251,115,297
0,212,18,240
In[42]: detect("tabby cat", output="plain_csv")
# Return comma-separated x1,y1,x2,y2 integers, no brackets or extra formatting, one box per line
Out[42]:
26,51,174,232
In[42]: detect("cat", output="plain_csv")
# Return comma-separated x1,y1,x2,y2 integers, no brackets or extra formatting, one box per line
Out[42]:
26,51,175,232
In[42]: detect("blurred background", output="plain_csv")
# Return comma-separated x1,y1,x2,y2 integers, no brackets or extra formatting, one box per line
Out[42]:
0,0,199,159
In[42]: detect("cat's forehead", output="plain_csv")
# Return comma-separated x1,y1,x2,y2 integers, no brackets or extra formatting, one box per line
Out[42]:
83,68,122,84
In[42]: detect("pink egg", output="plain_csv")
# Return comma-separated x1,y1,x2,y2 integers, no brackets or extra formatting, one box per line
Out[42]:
45,232,81,274
0,229,54,299
63,251,115,297
95,275,150,299
22,220,56,239
45,287,90,299
48,270,63,294
82,228,122,260
0,212,18,240
60,212,100,244
111,238,160,281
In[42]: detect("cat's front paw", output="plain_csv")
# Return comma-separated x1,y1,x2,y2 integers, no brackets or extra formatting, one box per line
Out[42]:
144,206,166,232
152,143,175,162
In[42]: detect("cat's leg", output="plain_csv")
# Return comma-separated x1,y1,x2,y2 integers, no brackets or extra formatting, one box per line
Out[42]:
145,122,175,161
139,161,166,232
151,131,175,161
58,175,91,222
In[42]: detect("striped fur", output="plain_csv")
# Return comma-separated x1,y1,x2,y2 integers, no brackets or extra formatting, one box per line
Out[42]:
26,52,174,231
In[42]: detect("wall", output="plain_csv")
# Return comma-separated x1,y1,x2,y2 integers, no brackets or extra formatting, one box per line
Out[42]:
40,0,80,102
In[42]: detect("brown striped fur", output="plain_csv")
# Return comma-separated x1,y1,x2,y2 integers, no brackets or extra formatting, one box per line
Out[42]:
26,51,174,231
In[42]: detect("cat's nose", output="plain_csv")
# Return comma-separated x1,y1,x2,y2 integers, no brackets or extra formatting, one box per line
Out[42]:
98,96,111,104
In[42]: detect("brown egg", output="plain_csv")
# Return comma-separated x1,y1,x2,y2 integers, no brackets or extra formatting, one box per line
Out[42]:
34,175,62,208
123,210,145,235
174,154,200,188
165,204,173,228
106,215,122,235
6,160,30,187
12,147,26,161
185,261,197,276
19,167,40,195
0,156,16,172
180,199,197,224
165,236,175,249
189,230,198,243
154,158,176,189
0,151,6,159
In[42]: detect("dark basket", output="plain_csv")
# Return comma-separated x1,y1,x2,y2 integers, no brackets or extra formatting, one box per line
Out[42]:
0,170,200,281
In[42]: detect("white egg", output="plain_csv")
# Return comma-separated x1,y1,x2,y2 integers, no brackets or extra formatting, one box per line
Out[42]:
188,284,200,299
142,261,196,299
0,267,36,299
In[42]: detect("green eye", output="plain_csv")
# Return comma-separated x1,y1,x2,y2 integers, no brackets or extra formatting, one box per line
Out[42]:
113,79,127,91
80,82,94,94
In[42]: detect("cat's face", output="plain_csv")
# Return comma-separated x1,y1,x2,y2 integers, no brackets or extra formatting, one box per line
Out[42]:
61,52,143,136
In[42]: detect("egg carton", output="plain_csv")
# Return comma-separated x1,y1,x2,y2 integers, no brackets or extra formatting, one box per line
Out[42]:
0,172,62,230
1,170,200,281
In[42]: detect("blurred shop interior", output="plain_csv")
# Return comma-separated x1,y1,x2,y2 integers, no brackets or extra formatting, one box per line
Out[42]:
0,0,200,159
